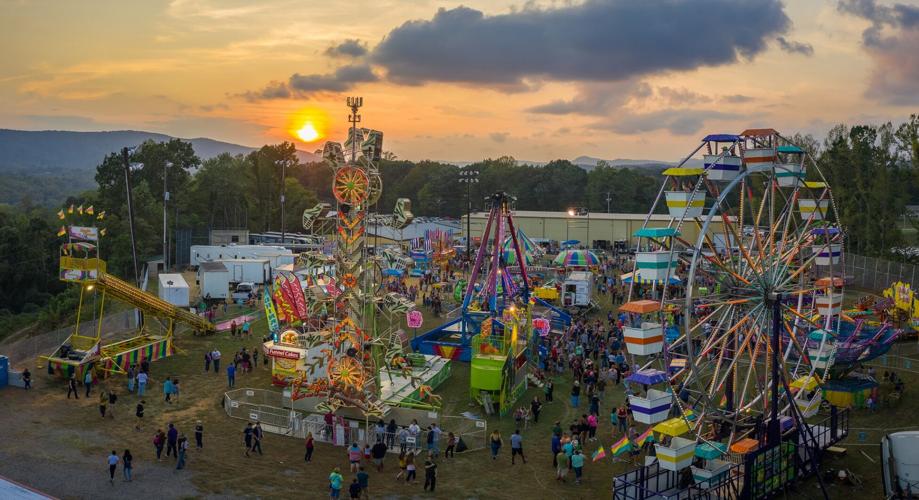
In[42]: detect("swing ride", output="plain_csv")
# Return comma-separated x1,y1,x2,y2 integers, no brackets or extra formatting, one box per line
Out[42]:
615,128,854,498
43,206,215,380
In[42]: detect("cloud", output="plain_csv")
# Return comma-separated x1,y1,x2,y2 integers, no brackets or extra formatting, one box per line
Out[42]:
324,39,368,58
838,0,919,105
371,0,791,85
241,64,378,100
527,81,649,116
597,109,738,136
657,87,712,105
489,132,508,143
722,94,755,104
775,36,814,56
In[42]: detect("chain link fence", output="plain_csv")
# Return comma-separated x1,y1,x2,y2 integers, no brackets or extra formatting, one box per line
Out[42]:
846,252,919,292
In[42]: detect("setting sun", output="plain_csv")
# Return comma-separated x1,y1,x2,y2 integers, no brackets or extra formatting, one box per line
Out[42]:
296,122,320,142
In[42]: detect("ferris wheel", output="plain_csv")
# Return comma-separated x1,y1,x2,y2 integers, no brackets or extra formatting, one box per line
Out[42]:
622,128,845,454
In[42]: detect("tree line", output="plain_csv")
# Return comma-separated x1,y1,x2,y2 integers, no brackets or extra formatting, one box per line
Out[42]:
0,115,917,333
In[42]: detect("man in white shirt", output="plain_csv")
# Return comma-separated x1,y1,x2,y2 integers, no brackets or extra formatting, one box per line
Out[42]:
212,349,221,373
136,371,148,396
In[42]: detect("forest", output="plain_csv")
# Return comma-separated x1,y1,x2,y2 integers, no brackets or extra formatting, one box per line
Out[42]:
0,115,917,335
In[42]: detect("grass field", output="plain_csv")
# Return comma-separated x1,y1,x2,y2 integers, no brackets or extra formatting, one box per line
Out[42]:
1,292,917,498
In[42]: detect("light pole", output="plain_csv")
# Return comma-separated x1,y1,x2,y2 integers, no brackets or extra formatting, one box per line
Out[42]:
163,161,171,270
459,167,479,263
122,147,140,286
280,160,286,245
606,191,612,214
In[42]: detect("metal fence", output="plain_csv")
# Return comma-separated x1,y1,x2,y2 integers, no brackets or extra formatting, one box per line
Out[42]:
222,388,487,455
846,252,919,292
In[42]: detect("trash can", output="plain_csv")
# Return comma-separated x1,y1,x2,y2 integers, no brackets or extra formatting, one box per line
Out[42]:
0,355,9,388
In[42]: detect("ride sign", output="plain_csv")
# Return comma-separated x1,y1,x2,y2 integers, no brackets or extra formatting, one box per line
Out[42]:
407,310,423,329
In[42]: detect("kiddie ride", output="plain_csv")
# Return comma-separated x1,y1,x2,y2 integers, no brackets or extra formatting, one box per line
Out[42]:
43,212,215,380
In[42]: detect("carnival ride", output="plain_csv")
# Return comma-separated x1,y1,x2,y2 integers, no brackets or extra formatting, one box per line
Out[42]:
263,98,447,417
43,207,215,380
615,129,855,497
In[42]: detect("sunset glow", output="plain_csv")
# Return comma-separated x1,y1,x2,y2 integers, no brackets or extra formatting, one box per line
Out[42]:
295,122,320,143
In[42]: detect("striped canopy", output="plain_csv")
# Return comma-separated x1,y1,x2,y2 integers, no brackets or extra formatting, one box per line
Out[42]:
502,249,533,265
503,228,543,256
553,249,599,267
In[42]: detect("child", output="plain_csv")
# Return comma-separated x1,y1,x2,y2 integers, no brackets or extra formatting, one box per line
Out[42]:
395,451,407,480
135,400,145,431
405,452,417,484
362,443,372,463
348,478,362,499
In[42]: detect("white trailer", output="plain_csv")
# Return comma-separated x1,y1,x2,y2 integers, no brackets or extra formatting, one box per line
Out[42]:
882,431,919,496
197,261,230,300
158,273,190,307
220,258,271,284
562,271,594,308
190,244,292,267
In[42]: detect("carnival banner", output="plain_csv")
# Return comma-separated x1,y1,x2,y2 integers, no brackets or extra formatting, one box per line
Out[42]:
264,290,280,335
285,273,309,321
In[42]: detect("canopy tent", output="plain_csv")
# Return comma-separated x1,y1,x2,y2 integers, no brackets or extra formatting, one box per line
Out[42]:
619,300,661,314
502,249,533,266
626,368,668,385
503,228,543,256
620,271,681,285
554,249,599,267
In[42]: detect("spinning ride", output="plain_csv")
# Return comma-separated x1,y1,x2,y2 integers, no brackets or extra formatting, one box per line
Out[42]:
621,129,848,494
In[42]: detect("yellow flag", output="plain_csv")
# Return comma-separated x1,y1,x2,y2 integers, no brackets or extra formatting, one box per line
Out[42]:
76,204,84,215
97,211,106,220
100,228,107,237
85,205,94,215
67,204,74,214
57,226,66,237
57,210,65,220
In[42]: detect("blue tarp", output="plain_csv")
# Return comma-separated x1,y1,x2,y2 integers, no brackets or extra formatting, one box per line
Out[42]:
703,134,740,142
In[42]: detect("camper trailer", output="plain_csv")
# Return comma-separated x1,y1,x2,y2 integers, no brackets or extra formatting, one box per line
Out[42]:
190,245,294,268
220,259,271,285
562,271,594,308
197,261,230,300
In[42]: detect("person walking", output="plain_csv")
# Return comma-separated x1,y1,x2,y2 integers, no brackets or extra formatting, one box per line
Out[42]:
251,422,264,455
445,432,456,458
67,374,79,399
551,432,561,468
135,400,145,431
122,449,133,482
386,419,397,448
556,448,569,482
107,389,118,419
98,390,108,418
617,405,628,434
153,429,165,460
176,434,188,470
227,363,236,388
347,443,361,472
348,478,362,499
405,451,417,484
423,457,437,491
163,377,174,404
84,369,93,397
489,430,503,460
22,368,31,390
328,467,344,499
371,439,387,471
531,396,543,423
194,420,204,449
243,422,254,457
166,423,178,459
571,450,585,484
107,450,119,484
204,351,212,373
571,381,581,408
252,348,259,369
304,432,315,462
356,466,369,497
395,451,407,480
212,349,221,373
545,379,554,402
510,429,527,465
136,370,148,397
126,365,135,393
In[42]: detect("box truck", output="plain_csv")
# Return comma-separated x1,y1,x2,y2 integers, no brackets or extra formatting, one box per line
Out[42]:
562,271,594,308
197,261,230,300
220,258,271,284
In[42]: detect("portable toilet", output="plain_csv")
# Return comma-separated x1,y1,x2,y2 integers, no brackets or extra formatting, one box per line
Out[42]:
0,355,8,388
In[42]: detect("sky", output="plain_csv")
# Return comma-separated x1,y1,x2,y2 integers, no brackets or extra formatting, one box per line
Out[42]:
1,0,917,162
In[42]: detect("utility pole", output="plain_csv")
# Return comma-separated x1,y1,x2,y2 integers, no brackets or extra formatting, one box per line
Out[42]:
122,147,140,286
280,160,286,245
606,191,611,213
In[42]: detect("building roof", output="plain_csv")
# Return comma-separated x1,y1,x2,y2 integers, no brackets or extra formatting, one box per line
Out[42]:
200,261,229,272
467,210,730,222
367,218,462,241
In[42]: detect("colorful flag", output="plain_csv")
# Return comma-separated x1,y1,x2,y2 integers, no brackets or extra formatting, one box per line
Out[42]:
636,428,655,447
610,435,633,457
97,210,106,220
57,209,65,220
286,273,309,321
76,204,84,215
85,205,94,215
263,291,279,336
592,446,607,462
67,204,74,214
57,226,67,237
